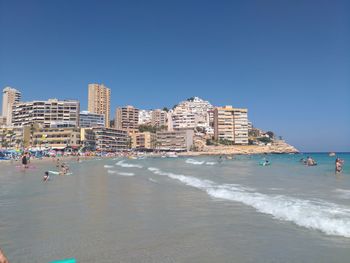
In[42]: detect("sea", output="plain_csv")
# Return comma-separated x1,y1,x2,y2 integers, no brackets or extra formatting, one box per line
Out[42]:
0,153,349,263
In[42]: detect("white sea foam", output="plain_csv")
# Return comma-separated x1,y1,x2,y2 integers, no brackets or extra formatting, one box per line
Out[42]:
149,178,157,183
205,162,216,165
107,170,117,174
115,160,143,168
103,165,114,168
147,167,350,238
185,159,205,165
118,172,135,176
334,189,350,200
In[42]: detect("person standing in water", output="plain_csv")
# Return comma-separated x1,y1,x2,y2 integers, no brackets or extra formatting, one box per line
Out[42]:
335,158,344,173
21,153,28,169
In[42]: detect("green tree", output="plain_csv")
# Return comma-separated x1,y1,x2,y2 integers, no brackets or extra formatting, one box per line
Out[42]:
266,131,274,139
257,137,272,143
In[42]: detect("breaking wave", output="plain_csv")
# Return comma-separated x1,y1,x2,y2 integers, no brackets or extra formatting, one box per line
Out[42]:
118,172,135,176
185,159,205,165
147,167,350,238
116,160,143,168
185,159,216,166
103,165,114,168
107,170,117,174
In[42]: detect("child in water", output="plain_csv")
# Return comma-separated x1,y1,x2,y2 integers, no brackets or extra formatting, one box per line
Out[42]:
43,171,50,181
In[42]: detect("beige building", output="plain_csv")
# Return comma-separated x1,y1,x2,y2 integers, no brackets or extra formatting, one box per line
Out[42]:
81,127,129,152
0,126,31,149
12,99,80,128
2,87,21,126
115,105,139,132
156,129,194,151
214,106,248,145
88,83,111,127
32,127,81,149
151,109,167,128
131,132,156,150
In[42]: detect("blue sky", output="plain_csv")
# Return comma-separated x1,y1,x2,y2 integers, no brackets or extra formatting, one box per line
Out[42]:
0,0,349,152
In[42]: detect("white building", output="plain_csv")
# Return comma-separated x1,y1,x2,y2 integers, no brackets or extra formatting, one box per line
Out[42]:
170,97,213,130
12,99,80,128
79,111,105,128
138,109,152,125
2,87,21,126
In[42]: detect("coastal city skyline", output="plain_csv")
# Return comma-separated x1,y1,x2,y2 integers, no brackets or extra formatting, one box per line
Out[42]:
1,0,349,152
1,2,349,262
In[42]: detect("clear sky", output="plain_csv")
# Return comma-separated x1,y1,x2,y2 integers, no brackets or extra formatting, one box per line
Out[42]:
0,0,349,152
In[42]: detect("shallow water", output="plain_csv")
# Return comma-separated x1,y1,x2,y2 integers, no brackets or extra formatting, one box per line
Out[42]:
0,153,349,262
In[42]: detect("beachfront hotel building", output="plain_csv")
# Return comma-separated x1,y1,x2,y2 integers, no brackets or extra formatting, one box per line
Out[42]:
115,105,139,132
79,111,105,128
0,126,31,149
32,127,81,150
11,99,80,128
81,127,129,152
156,129,194,151
88,83,111,127
214,106,248,145
2,87,21,126
131,131,156,150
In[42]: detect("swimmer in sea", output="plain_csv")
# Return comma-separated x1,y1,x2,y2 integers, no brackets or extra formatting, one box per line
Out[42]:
335,158,344,173
43,171,49,181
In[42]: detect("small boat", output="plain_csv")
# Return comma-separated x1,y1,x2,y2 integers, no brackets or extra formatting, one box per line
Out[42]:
329,152,336,157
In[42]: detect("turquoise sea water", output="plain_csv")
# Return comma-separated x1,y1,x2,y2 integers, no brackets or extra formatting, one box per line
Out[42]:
0,153,349,262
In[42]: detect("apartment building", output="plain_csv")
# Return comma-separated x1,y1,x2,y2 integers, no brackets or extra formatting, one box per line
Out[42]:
115,105,139,131
2,87,21,126
138,110,152,125
0,126,30,148
214,106,248,145
33,127,81,149
88,83,111,127
131,131,156,150
81,127,129,152
151,109,167,127
156,129,194,151
171,97,213,130
12,99,79,128
79,111,105,128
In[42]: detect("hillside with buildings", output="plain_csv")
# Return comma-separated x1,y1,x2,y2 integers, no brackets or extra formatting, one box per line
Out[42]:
0,85,298,154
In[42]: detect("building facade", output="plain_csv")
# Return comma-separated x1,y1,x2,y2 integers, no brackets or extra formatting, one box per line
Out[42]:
214,106,248,145
151,109,167,128
115,105,139,132
131,132,156,150
88,83,111,127
81,127,129,152
2,87,21,126
12,99,80,128
33,127,81,149
170,97,213,130
138,109,152,125
79,111,105,128
156,129,194,151
0,126,30,149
